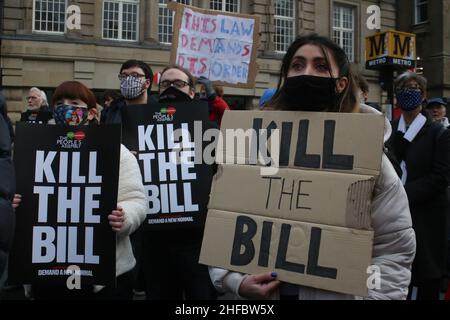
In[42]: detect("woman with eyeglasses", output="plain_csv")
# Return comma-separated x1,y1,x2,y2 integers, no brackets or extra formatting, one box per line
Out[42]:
387,71,450,300
20,87,53,124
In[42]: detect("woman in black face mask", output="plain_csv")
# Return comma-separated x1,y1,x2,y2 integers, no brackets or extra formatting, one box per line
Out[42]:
158,65,196,103
265,34,358,112
209,34,416,300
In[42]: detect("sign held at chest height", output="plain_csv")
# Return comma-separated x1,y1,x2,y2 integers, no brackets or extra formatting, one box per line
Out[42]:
10,123,121,286
200,111,385,296
121,101,214,230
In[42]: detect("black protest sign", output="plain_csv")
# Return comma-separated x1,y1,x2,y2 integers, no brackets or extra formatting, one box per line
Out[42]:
9,123,121,286
121,101,214,230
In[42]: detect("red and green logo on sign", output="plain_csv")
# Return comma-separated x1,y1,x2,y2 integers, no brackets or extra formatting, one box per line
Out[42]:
160,106,176,116
66,131,86,141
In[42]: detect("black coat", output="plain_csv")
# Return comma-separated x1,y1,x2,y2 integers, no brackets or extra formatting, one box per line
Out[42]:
103,97,126,124
0,95,14,142
20,107,53,124
387,114,450,283
103,95,159,125
0,114,15,280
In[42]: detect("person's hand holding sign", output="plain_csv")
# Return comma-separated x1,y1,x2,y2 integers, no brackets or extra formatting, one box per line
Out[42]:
12,194,22,209
197,76,216,100
108,206,125,232
238,272,280,299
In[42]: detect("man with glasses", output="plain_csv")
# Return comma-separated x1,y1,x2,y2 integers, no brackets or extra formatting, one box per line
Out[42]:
387,72,450,300
141,65,218,300
158,66,229,127
20,87,52,124
104,60,154,124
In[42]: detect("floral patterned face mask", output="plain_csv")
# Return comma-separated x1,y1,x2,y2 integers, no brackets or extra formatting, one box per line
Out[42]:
53,104,89,126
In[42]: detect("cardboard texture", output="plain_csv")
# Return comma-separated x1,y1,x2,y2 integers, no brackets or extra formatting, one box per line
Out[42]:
210,164,375,230
200,210,374,297
216,111,385,176
168,2,260,89
200,111,385,296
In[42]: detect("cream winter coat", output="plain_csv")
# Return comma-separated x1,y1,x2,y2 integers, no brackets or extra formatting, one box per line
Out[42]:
208,105,416,300
115,144,147,277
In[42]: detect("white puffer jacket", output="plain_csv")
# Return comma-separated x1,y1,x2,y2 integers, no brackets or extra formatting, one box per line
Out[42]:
208,105,416,300
115,144,147,277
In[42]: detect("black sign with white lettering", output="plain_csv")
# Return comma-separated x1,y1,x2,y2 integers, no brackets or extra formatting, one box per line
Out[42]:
9,123,120,286
121,101,214,230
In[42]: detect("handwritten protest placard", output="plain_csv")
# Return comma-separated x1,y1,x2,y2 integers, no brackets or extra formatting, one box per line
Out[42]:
169,2,260,88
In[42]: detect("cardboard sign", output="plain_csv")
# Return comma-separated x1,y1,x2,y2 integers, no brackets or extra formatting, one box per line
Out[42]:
365,30,416,69
121,101,214,230
169,2,260,88
210,164,375,230
200,210,374,297
200,111,385,296
9,123,121,286
216,111,385,176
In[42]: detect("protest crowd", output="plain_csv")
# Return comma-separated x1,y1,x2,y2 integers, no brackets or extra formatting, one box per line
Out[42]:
0,6,449,302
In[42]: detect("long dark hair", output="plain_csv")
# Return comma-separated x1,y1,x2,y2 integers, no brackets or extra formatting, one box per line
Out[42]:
265,34,358,113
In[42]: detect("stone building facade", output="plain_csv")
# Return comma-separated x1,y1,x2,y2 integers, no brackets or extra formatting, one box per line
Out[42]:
1,0,398,122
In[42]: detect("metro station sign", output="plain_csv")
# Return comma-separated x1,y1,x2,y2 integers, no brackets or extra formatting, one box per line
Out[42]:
365,31,416,69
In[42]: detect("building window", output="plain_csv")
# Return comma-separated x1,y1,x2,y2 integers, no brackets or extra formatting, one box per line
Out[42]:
210,0,240,12
333,5,355,62
158,0,191,44
415,0,428,24
274,0,295,53
33,0,67,33
103,0,139,41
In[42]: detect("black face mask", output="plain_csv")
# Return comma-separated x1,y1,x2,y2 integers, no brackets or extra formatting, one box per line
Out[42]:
282,75,341,111
159,86,193,103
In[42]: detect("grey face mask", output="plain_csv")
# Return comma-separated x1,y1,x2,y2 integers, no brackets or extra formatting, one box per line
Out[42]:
120,76,146,100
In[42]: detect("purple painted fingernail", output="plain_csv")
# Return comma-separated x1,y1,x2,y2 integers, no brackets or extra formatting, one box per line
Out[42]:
271,272,278,278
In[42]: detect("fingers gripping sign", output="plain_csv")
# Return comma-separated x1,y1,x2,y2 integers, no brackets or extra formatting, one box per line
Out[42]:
12,193,22,209
238,272,280,299
108,206,125,232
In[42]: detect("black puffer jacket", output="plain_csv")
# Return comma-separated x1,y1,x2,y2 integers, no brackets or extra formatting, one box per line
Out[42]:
0,111,15,280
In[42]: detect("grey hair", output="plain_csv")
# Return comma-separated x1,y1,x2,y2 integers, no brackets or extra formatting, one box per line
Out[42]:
394,71,427,92
29,87,48,106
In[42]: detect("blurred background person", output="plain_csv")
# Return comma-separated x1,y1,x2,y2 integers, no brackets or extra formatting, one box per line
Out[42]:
387,71,450,300
354,71,382,112
0,92,15,293
426,98,449,128
101,90,122,124
197,76,229,126
20,87,52,124
0,94,14,143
